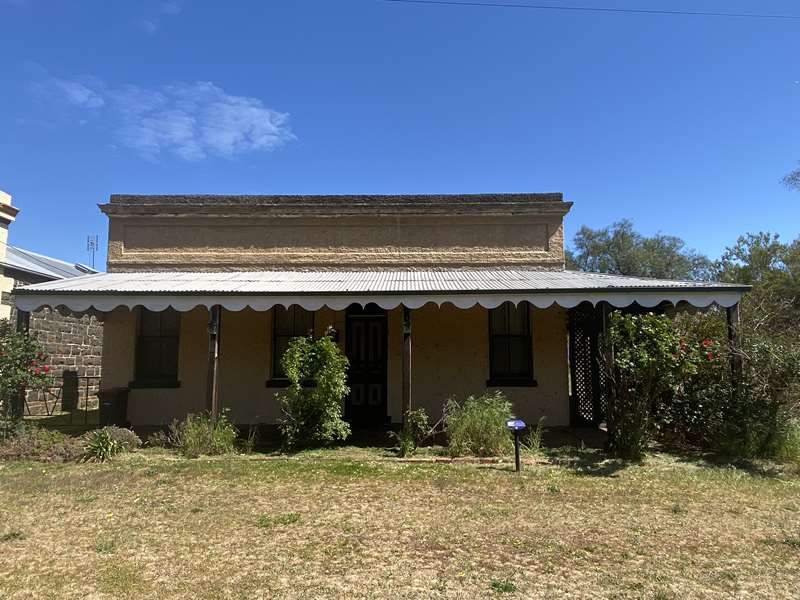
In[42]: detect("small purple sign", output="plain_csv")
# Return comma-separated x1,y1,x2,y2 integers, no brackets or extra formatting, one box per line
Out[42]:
506,418,526,431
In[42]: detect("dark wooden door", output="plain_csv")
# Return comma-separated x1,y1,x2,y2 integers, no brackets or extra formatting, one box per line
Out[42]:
345,304,388,427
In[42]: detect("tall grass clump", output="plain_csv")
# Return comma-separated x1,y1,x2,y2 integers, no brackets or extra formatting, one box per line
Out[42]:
444,391,513,457
169,412,238,458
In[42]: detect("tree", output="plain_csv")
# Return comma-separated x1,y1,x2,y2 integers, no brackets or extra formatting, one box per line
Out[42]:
569,219,712,281
715,232,799,336
783,163,800,191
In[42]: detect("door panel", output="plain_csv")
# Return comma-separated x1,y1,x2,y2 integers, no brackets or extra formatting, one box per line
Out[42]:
345,305,388,427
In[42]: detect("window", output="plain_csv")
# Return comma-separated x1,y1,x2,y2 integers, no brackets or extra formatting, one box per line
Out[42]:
134,308,180,387
488,302,535,386
271,306,314,380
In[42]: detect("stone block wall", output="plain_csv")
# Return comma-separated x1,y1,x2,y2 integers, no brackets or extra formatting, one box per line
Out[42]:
4,273,104,414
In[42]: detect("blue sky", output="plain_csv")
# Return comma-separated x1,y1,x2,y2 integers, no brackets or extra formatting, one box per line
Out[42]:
1,0,798,269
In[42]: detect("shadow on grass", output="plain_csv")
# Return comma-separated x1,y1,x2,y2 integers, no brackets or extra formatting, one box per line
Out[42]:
669,448,798,479
543,446,639,477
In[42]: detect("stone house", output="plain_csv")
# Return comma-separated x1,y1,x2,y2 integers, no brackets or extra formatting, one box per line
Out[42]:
0,190,103,414
16,194,747,429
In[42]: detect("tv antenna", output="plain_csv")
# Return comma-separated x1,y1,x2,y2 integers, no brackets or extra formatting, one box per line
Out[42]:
86,235,99,269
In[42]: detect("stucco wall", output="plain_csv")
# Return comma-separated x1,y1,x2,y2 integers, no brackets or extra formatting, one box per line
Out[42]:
103,304,570,428
407,304,569,425
102,307,209,425
0,223,12,321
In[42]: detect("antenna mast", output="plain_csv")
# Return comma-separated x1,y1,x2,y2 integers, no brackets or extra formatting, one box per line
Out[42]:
86,235,99,269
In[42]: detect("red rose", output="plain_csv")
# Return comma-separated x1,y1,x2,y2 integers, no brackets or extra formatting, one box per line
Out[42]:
43,365,50,373
702,339,713,348
706,352,714,361
34,367,41,375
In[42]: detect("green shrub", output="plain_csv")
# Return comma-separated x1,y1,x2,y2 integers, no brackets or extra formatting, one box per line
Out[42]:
444,391,513,457
389,408,430,457
101,426,141,451
602,312,695,460
277,329,351,450
775,419,800,464
83,429,125,462
0,424,84,462
169,412,238,458
0,320,49,436
670,310,800,461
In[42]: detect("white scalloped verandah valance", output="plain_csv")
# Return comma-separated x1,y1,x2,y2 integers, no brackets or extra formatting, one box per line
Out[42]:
14,270,748,313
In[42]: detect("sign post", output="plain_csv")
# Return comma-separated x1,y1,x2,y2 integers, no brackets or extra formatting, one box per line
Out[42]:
506,418,526,474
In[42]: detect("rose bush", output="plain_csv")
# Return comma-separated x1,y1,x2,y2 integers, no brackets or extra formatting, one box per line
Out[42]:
0,320,49,437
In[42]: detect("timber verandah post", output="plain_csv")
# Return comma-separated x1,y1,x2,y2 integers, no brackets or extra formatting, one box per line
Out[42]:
402,305,411,425
726,302,743,384
206,305,222,422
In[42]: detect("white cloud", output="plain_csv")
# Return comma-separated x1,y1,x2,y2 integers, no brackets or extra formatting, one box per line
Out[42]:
135,18,159,36
133,1,181,36
161,1,182,15
36,77,105,109
37,77,295,161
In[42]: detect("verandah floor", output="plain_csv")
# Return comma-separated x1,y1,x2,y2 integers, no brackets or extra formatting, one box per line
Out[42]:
1,446,798,599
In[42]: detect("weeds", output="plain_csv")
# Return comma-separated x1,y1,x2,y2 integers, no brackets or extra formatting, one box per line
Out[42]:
257,513,300,528
445,391,513,457
169,412,238,458
1,531,25,542
490,578,516,593
95,539,116,554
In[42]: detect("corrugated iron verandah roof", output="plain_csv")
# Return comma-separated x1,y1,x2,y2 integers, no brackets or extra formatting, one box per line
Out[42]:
14,270,748,312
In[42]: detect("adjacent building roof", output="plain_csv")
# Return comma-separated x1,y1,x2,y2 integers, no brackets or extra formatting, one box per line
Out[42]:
14,269,748,312
1,245,96,280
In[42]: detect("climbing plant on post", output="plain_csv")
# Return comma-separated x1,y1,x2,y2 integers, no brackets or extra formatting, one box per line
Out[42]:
276,327,351,450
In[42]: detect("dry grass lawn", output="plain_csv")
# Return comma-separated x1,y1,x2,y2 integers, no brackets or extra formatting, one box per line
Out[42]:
0,447,798,599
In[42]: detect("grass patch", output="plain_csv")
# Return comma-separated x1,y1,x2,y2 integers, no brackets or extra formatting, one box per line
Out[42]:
1,531,25,542
257,512,301,528
0,447,798,599
490,578,516,593
670,503,687,514
94,539,116,554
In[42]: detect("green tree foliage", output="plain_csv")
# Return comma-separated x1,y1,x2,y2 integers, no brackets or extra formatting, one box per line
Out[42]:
277,328,351,450
569,219,712,280
716,232,799,330
783,162,800,191
0,321,49,434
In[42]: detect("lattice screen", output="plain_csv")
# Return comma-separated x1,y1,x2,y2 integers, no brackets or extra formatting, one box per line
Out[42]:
568,303,607,425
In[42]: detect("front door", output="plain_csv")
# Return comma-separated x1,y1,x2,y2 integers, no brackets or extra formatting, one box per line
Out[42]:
345,304,387,427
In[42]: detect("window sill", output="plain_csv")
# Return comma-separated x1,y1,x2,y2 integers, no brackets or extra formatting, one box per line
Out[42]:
486,378,538,388
265,379,290,388
129,380,181,389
